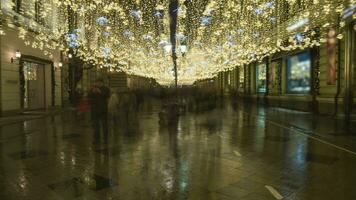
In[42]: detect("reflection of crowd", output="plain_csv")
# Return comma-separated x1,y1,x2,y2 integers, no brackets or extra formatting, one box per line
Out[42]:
108,88,146,121
84,79,153,144
157,87,219,112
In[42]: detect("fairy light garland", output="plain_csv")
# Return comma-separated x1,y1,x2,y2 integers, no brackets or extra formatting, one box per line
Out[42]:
1,0,355,85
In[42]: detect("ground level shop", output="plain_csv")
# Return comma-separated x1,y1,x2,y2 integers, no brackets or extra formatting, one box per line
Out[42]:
217,22,356,117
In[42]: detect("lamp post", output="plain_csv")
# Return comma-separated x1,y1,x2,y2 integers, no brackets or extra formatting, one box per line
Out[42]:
15,50,21,59
169,0,178,89
11,50,21,63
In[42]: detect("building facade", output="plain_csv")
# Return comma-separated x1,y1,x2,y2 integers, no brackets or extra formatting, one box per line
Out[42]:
0,0,63,116
216,18,356,118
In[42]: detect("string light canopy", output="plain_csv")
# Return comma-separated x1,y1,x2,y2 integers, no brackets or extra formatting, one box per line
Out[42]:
2,0,355,85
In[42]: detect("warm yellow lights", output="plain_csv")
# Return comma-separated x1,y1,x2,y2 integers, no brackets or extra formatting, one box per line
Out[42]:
2,0,353,85
11,50,21,63
15,50,21,59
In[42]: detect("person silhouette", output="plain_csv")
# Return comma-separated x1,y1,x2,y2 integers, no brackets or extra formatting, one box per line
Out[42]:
88,78,111,143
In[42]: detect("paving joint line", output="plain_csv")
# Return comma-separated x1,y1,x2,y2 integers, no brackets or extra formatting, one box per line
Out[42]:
240,110,356,156
265,185,284,200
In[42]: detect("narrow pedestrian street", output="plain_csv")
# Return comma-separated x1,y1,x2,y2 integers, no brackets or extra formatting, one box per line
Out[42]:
1,99,356,200
1,1,356,199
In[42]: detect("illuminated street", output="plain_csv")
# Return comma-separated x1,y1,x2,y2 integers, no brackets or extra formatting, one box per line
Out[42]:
1,99,356,200
1,0,356,199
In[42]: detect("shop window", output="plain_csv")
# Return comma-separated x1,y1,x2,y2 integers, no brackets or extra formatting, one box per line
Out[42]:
12,0,22,13
35,0,44,24
239,67,244,90
24,62,37,81
228,72,232,86
287,51,311,93
269,59,282,93
256,63,267,93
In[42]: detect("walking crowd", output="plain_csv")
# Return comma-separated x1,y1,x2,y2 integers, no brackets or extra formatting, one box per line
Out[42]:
74,78,144,144
73,78,220,144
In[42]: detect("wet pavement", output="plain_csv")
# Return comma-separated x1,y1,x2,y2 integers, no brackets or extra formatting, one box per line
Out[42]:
1,98,356,200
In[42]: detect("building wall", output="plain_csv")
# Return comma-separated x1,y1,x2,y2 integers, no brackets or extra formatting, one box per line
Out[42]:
109,72,127,90
0,26,61,115
127,75,155,90
54,66,62,107
214,24,356,116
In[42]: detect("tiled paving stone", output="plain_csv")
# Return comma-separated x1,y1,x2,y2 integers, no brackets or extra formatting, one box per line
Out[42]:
0,130,41,142
241,193,276,200
305,153,339,165
326,131,354,136
264,135,290,142
1,100,356,199
94,147,121,157
230,178,267,192
55,133,83,139
258,185,293,199
241,125,259,129
214,185,251,199
82,174,118,191
8,150,49,160
48,178,87,199
48,175,118,198
275,176,306,191
196,192,235,200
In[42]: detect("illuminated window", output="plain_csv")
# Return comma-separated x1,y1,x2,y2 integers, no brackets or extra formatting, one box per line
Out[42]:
239,67,244,89
24,62,37,81
35,0,44,24
269,59,282,94
256,63,267,93
228,72,232,85
287,51,311,93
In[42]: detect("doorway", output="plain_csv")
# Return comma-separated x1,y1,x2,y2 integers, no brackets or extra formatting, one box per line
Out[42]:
22,61,46,110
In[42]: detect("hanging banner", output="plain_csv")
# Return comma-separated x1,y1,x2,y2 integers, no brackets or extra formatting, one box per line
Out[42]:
326,28,337,85
269,59,281,94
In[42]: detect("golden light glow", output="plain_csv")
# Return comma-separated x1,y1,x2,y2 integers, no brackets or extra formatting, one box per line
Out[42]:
2,0,354,85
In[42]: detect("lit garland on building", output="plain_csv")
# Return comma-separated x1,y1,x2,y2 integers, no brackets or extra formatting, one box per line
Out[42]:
1,0,355,85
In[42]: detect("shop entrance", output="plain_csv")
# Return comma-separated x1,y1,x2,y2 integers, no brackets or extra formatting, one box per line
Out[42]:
22,61,46,110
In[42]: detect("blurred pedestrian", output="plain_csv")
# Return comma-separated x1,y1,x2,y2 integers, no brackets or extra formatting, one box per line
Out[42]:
135,89,144,111
88,78,110,143
108,88,120,124
118,88,130,122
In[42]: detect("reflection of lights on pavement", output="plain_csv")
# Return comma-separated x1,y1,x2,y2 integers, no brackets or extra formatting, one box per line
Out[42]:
295,142,306,166
164,178,174,191
23,121,29,130
71,156,76,165
233,150,242,157
162,168,174,192
18,170,29,192
60,151,65,165
265,185,283,200
180,181,188,190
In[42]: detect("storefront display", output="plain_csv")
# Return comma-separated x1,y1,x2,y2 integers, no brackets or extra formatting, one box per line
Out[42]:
22,61,45,110
287,51,311,93
269,59,281,94
239,67,244,91
256,63,267,93
326,28,337,85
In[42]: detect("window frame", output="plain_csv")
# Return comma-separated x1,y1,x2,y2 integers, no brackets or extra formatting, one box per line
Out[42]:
286,50,312,94
12,0,22,13
256,62,267,94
